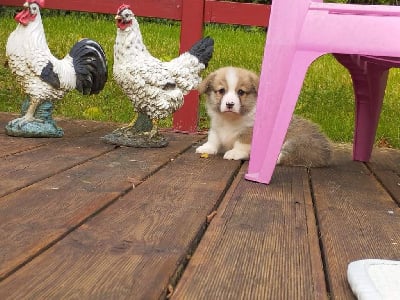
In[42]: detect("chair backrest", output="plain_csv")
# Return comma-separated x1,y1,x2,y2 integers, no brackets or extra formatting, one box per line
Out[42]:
300,1,400,56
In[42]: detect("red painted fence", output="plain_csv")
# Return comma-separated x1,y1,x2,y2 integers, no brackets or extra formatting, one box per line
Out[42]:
0,0,271,132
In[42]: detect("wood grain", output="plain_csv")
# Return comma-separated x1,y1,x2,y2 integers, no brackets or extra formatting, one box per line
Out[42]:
173,163,327,300
311,145,400,299
368,147,400,204
0,132,203,280
0,133,115,198
0,113,118,158
1,112,399,299
0,148,241,299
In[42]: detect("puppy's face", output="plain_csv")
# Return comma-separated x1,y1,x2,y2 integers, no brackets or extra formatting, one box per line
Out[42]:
198,67,259,117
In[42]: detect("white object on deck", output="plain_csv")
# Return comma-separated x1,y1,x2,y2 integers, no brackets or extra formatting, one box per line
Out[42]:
347,259,400,300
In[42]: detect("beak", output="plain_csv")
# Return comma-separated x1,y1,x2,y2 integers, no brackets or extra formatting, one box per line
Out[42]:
23,2,29,8
115,15,122,20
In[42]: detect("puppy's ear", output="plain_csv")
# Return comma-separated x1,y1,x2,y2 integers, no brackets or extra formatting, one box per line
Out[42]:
198,72,216,95
249,71,260,94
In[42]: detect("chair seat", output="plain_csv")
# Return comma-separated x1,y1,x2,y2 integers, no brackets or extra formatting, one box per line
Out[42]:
357,55,400,67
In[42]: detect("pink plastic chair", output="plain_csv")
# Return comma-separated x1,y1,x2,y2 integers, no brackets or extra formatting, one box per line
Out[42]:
246,0,400,184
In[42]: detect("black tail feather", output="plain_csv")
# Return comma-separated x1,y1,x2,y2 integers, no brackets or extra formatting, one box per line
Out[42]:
69,38,108,95
188,36,214,67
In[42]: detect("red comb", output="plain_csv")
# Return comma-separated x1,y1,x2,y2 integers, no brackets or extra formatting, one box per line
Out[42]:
117,4,131,14
28,0,45,8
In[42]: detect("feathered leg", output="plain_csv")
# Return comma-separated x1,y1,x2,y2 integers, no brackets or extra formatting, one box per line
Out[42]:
19,97,43,124
102,114,167,147
149,119,159,138
119,114,138,130
5,98,64,137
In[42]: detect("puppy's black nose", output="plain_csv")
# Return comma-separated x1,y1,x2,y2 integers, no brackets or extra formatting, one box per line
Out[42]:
226,102,234,109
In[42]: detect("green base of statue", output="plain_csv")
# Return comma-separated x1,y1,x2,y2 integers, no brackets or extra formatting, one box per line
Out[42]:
102,112,168,148
5,98,63,138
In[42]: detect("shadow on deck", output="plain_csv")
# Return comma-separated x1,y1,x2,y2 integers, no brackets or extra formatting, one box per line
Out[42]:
0,112,399,299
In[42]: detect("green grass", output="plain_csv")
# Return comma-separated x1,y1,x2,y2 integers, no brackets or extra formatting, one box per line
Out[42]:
1,11,399,148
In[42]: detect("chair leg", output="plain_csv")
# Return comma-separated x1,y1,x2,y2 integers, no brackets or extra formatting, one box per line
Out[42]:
246,51,322,184
334,54,388,162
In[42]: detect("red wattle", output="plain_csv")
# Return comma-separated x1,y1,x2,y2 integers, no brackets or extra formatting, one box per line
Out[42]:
117,20,132,30
15,9,36,26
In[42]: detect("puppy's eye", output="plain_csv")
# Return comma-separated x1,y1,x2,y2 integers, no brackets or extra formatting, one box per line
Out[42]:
237,89,246,97
216,88,225,95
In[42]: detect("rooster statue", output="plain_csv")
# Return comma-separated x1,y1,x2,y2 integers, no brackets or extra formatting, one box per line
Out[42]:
102,4,214,147
5,0,108,137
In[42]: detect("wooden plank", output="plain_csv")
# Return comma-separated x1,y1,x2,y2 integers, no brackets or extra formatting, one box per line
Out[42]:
0,132,115,198
311,146,400,299
0,113,119,158
0,132,204,280
330,143,366,173
173,163,327,299
369,147,400,173
55,118,120,138
0,147,240,298
204,0,270,27
1,115,48,154
0,134,49,158
0,0,183,20
0,113,118,138
0,0,270,26
368,147,400,205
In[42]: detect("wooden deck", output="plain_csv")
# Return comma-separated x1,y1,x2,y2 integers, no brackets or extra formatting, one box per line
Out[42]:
0,112,399,299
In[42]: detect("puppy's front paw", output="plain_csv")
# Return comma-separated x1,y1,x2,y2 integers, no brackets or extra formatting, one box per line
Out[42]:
223,149,249,160
196,143,218,155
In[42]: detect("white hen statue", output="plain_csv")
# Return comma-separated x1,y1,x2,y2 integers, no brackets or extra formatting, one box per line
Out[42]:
102,4,214,147
5,0,108,137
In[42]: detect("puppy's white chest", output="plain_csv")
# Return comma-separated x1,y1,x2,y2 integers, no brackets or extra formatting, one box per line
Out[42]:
215,121,242,150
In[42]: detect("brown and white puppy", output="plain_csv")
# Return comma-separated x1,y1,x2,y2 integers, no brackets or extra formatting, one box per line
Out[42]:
196,67,258,160
196,66,332,167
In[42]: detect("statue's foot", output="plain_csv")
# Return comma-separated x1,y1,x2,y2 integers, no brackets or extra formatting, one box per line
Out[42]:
5,116,63,138
12,115,44,126
101,126,168,148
